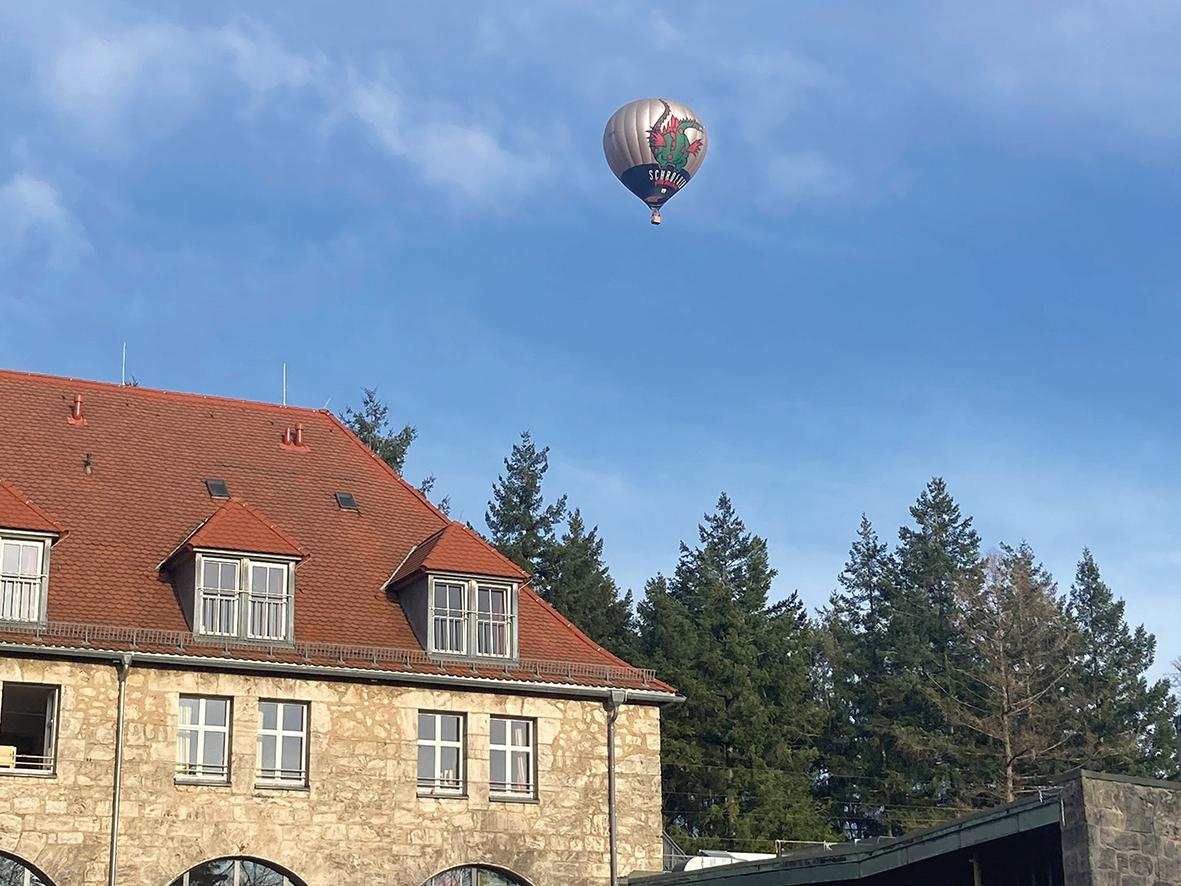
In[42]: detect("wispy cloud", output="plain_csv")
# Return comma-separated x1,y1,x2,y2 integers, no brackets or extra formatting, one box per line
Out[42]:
340,71,555,208
765,152,855,206
0,172,91,265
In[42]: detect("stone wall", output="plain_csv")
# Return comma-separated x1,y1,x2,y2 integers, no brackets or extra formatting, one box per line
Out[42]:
1059,768,1181,886
0,655,664,886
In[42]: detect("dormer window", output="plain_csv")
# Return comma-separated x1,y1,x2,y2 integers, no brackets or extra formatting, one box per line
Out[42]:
196,553,293,642
0,535,51,625
428,577,516,659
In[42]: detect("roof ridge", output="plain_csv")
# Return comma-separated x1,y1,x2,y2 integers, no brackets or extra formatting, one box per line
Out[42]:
441,521,529,580
321,409,451,527
0,478,65,534
216,498,309,558
0,367,326,416
521,585,639,672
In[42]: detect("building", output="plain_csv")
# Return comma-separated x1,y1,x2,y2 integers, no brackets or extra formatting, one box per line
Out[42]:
633,769,1181,886
0,369,678,886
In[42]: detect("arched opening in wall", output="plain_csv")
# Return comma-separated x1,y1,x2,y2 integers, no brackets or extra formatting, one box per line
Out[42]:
423,866,532,886
0,851,56,886
168,857,306,886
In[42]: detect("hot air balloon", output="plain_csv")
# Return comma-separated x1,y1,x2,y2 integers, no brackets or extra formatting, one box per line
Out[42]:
603,97,708,225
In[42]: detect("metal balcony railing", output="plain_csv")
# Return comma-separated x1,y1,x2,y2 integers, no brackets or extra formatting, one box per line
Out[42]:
0,752,54,774
0,575,42,623
0,619,657,688
174,761,229,781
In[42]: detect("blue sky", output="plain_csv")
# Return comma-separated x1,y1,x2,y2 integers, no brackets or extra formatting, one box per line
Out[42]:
4,2,1181,677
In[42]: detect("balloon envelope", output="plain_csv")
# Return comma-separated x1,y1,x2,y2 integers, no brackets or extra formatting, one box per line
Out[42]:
603,98,708,220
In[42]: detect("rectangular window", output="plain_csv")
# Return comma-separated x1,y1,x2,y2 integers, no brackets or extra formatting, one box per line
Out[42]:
247,562,288,641
176,695,230,783
489,717,535,799
431,581,466,654
0,682,58,775
256,701,307,787
417,712,464,796
0,539,45,624
476,585,511,657
198,557,240,636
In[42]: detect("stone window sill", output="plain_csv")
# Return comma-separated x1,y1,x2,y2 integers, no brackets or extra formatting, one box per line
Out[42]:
490,794,540,805
174,777,231,788
417,790,469,801
0,769,54,779
254,781,309,793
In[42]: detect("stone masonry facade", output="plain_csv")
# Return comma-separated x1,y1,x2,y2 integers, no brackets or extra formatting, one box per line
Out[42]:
0,654,664,886
1059,769,1181,886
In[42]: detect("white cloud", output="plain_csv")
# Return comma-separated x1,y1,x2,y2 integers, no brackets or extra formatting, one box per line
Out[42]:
0,172,91,264
17,12,548,210
42,23,207,144
765,152,855,205
213,22,320,99
922,2,1181,147
342,74,553,207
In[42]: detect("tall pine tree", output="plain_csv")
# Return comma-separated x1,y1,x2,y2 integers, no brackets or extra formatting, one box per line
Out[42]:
639,494,831,853
1069,549,1177,777
817,515,899,836
342,387,416,473
545,510,637,659
888,477,983,820
485,432,567,587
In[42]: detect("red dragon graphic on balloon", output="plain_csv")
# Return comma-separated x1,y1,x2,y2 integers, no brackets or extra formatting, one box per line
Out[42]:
648,100,705,173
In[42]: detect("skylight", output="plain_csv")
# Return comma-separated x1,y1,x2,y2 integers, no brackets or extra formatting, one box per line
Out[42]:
205,479,229,499
335,492,358,511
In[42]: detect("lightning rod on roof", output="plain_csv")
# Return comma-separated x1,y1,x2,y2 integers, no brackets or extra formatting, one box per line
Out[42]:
121,342,126,386
282,363,287,407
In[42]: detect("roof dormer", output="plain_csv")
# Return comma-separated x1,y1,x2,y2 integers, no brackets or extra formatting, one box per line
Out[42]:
0,480,63,626
388,523,528,661
163,499,305,643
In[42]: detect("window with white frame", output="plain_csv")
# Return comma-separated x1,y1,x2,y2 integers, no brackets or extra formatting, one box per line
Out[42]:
428,578,515,659
196,555,291,642
489,717,535,799
256,700,307,787
431,581,466,653
176,695,230,782
417,712,464,795
0,538,47,625
198,557,239,636
0,682,58,775
476,585,511,656
247,562,288,640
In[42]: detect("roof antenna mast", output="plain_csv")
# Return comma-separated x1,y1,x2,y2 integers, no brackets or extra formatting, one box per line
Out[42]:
282,363,287,407
121,342,126,386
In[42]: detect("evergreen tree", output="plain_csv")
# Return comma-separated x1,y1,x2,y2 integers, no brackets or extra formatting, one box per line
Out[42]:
485,432,567,585
544,509,637,659
1070,549,1177,777
639,494,831,853
887,477,983,819
948,543,1081,802
342,387,450,512
816,515,898,836
342,387,416,473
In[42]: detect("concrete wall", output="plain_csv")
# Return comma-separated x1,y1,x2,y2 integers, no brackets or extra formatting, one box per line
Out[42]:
1059,769,1181,886
0,654,664,886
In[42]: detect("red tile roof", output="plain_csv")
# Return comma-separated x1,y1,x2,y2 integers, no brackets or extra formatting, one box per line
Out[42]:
0,369,672,696
180,499,306,559
388,522,526,587
0,479,63,535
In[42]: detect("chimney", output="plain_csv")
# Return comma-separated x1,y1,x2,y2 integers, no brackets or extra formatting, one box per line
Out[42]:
279,423,308,452
68,393,88,426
